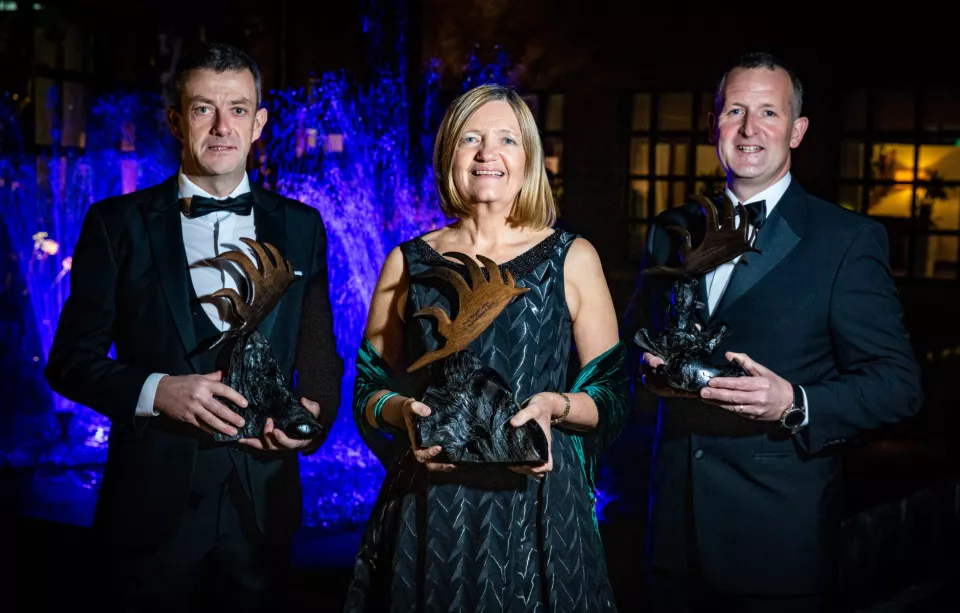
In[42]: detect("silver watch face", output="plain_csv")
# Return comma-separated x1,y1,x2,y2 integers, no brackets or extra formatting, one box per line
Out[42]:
782,408,805,429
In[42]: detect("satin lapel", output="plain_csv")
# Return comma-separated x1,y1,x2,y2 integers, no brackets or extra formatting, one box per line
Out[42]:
142,176,201,372
251,187,287,344
711,183,807,320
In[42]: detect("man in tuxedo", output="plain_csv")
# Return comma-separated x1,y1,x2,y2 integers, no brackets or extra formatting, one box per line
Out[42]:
44,42,342,612
625,52,923,612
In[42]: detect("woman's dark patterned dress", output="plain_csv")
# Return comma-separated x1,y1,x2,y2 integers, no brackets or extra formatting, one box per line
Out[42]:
345,229,623,612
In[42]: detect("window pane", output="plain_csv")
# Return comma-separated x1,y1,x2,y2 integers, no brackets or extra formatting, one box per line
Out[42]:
658,93,692,131
839,185,863,212
845,90,866,131
840,140,864,179
672,181,689,207
33,25,58,70
63,24,85,72
543,136,562,176
630,137,650,175
874,91,915,132
654,180,671,216
545,94,564,132
34,77,55,146
915,234,958,280
62,81,86,148
550,175,564,207
866,183,913,217
655,139,689,176
917,185,960,231
922,90,960,132
918,144,960,182
695,180,725,196
629,180,650,219
696,144,723,177
698,92,715,131
628,221,649,262
871,143,916,181
633,94,651,131
522,94,540,124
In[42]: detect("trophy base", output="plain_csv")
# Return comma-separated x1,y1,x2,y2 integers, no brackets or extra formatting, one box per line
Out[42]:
634,276,751,394
656,356,749,394
212,330,324,443
415,351,549,466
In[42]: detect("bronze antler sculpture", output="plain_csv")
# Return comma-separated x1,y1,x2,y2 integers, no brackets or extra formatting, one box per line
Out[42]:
408,252,547,466
200,237,323,442
202,238,297,348
407,252,529,372
634,192,762,392
644,192,761,277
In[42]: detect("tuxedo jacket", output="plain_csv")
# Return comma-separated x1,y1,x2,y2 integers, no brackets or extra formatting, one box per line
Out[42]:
45,175,343,547
625,179,923,594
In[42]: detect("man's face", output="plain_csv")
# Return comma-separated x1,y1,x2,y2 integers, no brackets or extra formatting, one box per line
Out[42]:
167,68,267,182
712,67,808,196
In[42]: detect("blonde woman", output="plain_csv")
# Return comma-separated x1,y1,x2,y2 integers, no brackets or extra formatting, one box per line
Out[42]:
344,84,628,612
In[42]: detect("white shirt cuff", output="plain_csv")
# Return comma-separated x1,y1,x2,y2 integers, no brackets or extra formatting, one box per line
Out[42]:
799,385,809,427
135,373,167,417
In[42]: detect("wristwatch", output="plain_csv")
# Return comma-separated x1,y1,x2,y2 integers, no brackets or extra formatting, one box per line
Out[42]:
779,384,806,433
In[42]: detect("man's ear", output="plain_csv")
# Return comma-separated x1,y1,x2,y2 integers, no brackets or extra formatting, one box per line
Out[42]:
707,112,718,145
252,107,268,142
167,107,183,141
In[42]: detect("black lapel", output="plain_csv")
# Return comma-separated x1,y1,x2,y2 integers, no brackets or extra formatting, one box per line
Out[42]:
711,180,807,319
250,185,288,343
141,175,201,372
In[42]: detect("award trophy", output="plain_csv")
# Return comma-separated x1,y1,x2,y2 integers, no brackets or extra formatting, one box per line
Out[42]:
199,237,324,443
406,252,548,466
633,192,762,393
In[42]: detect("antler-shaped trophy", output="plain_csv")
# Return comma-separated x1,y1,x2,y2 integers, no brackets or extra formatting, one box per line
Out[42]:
407,252,529,372
200,237,323,443
408,252,548,466
634,192,762,393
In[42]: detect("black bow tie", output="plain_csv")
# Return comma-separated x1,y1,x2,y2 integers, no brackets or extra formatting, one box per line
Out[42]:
741,200,766,230
182,192,253,218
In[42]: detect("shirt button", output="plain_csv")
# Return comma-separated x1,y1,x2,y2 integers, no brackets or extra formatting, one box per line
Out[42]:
694,449,704,460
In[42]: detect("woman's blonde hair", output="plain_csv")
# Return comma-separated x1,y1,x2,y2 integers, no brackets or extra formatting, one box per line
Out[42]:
432,84,557,229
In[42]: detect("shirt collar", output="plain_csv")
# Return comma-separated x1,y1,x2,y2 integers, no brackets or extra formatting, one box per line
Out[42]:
177,168,251,201
725,171,791,216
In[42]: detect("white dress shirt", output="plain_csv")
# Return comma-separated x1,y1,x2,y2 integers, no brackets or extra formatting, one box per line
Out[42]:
702,172,809,427
134,170,257,417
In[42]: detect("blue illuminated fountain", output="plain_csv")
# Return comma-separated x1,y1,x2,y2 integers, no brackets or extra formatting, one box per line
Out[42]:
254,65,450,529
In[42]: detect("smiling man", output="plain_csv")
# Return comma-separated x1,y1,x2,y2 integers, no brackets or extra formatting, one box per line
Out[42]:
625,52,923,612
45,43,342,612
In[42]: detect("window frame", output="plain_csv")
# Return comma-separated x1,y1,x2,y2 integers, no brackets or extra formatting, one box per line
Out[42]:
841,88,960,282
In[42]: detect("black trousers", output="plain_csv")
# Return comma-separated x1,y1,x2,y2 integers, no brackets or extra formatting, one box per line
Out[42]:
105,450,291,613
648,453,832,613
649,567,829,613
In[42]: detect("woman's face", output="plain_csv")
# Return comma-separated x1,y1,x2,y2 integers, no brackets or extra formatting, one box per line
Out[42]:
452,100,526,210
